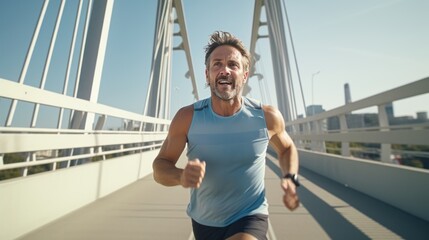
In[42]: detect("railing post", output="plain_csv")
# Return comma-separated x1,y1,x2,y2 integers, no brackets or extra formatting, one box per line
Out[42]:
339,114,350,156
309,119,326,152
317,119,327,152
21,152,36,177
305,122,311,149
294,123,305,148
378,104,392,163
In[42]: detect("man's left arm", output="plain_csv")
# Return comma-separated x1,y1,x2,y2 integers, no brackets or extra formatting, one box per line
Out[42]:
263,105,300,210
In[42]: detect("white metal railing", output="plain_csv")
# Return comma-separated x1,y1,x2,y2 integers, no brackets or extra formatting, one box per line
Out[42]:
1,77,428,179
0,78,170,180
287,77,429,166
0,0,174,182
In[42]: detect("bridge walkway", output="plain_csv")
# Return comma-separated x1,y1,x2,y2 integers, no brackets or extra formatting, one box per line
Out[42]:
18,154,429,240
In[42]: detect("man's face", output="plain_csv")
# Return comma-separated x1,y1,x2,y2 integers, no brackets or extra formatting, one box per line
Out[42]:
205,45,248,101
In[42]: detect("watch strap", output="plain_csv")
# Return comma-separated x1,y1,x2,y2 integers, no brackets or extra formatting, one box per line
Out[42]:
283,173,300,187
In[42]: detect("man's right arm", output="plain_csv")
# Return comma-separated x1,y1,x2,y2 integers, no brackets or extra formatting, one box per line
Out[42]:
153,105,206,188
152,106,192,186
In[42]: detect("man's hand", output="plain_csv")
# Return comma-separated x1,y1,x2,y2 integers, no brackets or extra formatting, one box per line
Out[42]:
281,179,300,210
181,159,206,188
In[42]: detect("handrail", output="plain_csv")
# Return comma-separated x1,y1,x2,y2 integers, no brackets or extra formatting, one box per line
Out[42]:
0,126,168,134
0,78,171,125
0,143,163,171
286,77,429,165
287,77,429,125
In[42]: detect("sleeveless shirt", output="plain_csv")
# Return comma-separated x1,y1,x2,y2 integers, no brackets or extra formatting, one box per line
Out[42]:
186,97,269,227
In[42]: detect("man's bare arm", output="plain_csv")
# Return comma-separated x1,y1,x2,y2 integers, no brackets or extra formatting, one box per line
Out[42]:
152,105,206,188
152,106,192,186
264,105,300,210
264,105,299,174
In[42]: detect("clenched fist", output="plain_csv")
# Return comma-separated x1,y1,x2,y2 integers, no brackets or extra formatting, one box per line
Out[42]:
181,159,206,188
281,178,300,210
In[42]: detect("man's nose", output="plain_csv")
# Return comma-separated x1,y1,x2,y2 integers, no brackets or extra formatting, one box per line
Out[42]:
219,66,231,76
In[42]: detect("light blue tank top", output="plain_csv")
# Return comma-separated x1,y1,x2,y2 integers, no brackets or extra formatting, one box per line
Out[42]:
186,97,269,227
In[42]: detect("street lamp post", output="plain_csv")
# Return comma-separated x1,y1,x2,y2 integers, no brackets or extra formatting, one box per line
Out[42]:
311,71,320,116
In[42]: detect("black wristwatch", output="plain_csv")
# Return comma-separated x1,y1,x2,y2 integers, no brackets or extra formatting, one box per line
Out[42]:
283,173,300,187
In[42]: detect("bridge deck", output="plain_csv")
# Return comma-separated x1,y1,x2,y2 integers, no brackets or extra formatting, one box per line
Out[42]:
18,154,428,240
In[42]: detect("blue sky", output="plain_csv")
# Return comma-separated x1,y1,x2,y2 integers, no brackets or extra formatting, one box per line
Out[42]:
1,0,428,127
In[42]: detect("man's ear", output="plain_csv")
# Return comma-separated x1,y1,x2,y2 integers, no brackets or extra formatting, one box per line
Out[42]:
205,68,209,85
243,71,249,83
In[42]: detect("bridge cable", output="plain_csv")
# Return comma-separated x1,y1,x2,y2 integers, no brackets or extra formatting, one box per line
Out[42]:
256,44,273,106
281,0,307,117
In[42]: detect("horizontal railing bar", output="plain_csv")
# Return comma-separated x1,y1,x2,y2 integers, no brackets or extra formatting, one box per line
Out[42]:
0,78,171,125
287,77,429,126
290,129,428,146
0,143,163,171
1,133,167,154
325,122,429,133
0,126,168,135
343,147,429,158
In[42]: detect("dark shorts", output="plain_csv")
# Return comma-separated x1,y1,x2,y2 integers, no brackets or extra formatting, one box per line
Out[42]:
192,214,268,240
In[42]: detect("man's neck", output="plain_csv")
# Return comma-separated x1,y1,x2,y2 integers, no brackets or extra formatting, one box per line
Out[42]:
211,96,243,116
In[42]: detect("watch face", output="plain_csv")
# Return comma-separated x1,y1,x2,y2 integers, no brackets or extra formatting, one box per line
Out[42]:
284,173,299,186
292,174,300,187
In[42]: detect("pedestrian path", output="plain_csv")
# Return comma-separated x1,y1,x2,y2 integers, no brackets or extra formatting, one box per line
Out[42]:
18,154,429,239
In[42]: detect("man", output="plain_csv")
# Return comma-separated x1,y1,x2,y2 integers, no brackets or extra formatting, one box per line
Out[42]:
153,31,300,240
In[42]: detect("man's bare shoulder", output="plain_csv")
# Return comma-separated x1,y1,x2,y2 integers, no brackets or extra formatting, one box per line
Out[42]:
262,104,285,133
174,104,194,119
262,105,283,122
170,104,194,133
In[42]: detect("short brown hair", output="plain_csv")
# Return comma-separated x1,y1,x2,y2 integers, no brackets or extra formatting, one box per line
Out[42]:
204,31,251,71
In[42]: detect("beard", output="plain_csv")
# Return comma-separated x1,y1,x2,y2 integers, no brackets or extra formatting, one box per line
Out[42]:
210,75,242,101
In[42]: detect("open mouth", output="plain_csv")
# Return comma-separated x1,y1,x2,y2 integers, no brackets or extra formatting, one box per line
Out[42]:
217,78,233,85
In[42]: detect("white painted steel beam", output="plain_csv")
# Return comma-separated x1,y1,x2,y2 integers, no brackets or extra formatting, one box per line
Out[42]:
0,78,170,125
144,0,173,119
264,0,294,122
6,0,50,127
173,0,199,102
144,0,198,120
58,0,84,129
247,0,264,96
31,0,67,128
70,0,114,131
